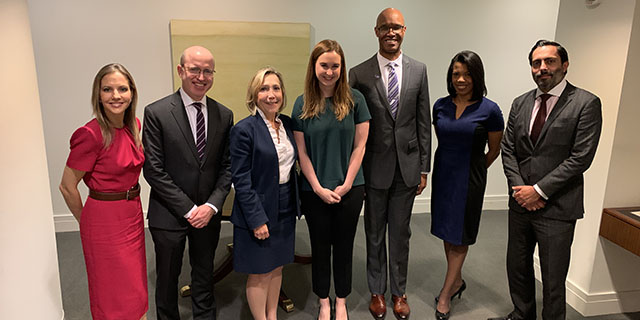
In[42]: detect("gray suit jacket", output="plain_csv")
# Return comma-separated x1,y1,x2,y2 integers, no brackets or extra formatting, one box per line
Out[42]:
349,54,431,189
501,82,602,220
143,90,233,230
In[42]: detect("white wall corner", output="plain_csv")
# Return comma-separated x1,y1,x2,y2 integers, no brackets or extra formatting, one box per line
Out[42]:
482,195,510,211
53,213,79,233
534,253,640,316
566,279,640,316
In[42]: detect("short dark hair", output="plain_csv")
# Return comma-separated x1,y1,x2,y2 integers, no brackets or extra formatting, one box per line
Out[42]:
447,50,487,101
528,39,569,65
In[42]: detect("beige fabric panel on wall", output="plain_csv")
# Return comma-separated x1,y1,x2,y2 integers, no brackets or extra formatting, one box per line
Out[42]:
170,19,310,122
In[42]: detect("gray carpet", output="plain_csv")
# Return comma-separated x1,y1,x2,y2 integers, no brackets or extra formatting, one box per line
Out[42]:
56,211,640,320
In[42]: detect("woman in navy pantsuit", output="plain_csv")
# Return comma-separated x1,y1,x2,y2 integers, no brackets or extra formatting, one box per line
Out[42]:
230,67,300,320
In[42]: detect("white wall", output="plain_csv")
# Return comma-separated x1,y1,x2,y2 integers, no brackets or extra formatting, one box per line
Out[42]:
0,0,64,318
605,2,640,208
26,0,560,231
554,0,640,315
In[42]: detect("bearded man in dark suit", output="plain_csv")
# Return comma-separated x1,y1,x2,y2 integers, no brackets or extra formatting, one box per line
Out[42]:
491,40,602,320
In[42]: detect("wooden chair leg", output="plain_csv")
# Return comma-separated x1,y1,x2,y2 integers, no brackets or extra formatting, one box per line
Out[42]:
278,289,295,313
293,253,312,264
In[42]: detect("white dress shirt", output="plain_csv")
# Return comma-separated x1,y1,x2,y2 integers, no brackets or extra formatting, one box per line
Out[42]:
256,108,295,184
377,52,403,98
179,88,218,217
180,88,208,143
529,79,567,133
531,79,567,200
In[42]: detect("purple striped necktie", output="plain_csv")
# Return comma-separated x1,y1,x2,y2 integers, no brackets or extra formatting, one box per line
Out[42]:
193,102,206,160
387,62,399,119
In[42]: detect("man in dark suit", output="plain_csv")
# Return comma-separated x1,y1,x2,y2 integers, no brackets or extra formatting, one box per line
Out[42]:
349,8,431,320
491,40,602,320
143,45,233,320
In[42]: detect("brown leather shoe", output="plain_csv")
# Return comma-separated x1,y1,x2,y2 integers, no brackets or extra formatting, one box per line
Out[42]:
369,294,386,319
391,294,410,319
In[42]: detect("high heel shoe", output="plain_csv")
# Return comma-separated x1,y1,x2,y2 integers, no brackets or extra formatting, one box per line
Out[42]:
435,279,467,304
434,299,450,320
451,279,466,300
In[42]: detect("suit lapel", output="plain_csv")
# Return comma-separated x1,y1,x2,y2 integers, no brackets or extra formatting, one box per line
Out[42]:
201,97,221,166
254,113,283,175
398,55,412,120
254,112,273,153
537,83,575,143
283,118,297,159
521,90,536,148
368,55,394,119
169,92,200,161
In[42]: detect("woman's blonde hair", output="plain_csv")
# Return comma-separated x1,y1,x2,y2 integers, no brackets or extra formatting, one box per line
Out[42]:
300,39,353,121
90,63,141,148
246,67,287,115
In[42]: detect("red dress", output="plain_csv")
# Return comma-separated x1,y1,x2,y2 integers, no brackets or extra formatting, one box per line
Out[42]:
66,119,147,320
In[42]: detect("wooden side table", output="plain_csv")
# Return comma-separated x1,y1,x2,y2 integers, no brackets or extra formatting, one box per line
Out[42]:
599,207,640,256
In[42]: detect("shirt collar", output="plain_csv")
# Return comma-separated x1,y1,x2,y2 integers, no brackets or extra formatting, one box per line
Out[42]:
179,87,207,108
536,79,567,98
377,51,403,68
256,107,280,123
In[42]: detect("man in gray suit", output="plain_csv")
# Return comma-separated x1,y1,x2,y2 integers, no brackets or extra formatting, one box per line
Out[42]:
491,40,602,320
143,46,233,319
349,8,430,320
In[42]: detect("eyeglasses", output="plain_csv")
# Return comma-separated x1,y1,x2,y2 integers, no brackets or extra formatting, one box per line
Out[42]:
183,65,215,78
376,24,405,34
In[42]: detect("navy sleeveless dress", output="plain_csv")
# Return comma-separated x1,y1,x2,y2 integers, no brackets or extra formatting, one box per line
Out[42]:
430,96,504,245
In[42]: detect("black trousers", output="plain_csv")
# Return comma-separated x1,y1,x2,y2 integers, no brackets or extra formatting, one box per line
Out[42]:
506,210,576,320
302,185,365,298
150,214,221,320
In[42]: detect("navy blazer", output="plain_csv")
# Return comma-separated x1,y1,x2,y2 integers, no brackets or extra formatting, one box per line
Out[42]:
229,112,300,230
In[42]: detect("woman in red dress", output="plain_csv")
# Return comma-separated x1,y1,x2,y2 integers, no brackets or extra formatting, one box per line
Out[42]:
59,63,147,320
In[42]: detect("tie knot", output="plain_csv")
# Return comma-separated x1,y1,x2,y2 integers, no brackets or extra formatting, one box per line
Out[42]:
540,94,552,104
192,102,203,110
387,62,396,70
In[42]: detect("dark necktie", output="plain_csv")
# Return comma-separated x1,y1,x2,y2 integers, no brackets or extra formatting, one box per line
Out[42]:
193,102,206,160
530,94,551,144
387,62,399,119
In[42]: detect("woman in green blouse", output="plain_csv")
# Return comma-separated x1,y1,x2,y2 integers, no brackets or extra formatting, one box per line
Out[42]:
292,39,371,320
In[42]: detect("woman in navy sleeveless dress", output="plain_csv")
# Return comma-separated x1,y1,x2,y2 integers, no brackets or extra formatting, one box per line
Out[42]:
430,51,504,319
